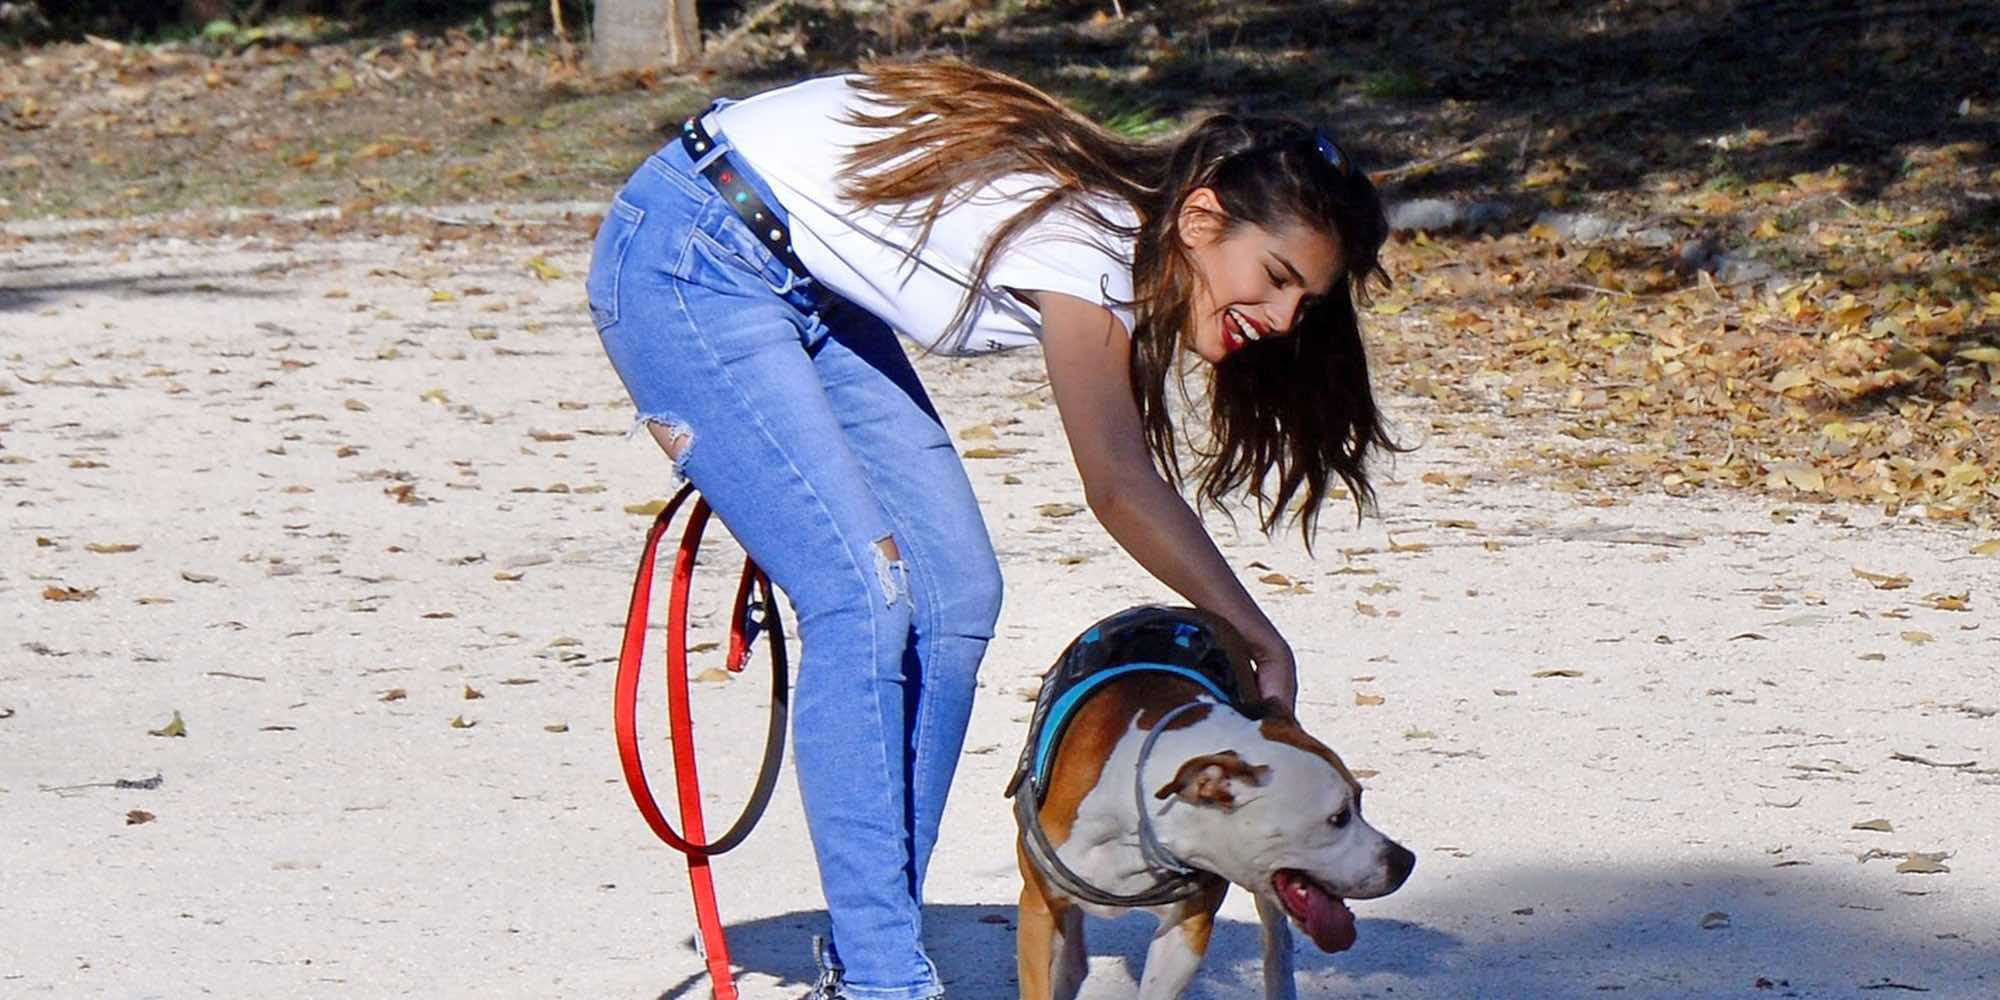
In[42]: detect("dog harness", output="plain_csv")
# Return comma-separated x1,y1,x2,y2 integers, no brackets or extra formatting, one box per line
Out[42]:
1005,606,1256,907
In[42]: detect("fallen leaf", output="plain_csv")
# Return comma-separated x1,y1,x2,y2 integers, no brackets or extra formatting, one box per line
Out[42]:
463,685,484,700
85,542,140,554
180,570,218,584
1853,568,1912,590
42,585,98,602
526,257,564,281
1925,593,1970,612
1900,631,1935,645
1493,688,1519,696
1852,818,1895,833
544,723,569,733
148,711,187,738
1896,852,1950,874
693,667,732,683
1036,502,1084,518
380,688,407,702
624,499,668,516
449,715,477,729
126,810,155,825
1699,911,1731,930
1354,601,1379,617
1533,668,1584,678
493,570,524,582
962,446,1026,459
1974,540,2000,557
1260,572,1295,586
1350,769,1379,779
1354,692,1385,706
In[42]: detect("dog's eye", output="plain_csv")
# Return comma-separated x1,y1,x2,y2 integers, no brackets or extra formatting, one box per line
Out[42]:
1330,806,1352,829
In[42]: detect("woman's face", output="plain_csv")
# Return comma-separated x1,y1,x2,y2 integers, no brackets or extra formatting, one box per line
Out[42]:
1179,189,1343,365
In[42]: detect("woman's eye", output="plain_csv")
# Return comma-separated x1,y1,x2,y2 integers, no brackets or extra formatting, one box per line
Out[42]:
1265,268,1285,288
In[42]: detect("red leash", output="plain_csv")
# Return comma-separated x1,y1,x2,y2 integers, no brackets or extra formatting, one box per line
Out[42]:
614,483,790,1000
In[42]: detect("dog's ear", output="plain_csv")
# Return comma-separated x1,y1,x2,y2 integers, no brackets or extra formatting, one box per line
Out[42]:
1155,751,1271,810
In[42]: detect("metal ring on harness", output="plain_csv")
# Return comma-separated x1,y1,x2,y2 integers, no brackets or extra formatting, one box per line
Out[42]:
613,482,790,1000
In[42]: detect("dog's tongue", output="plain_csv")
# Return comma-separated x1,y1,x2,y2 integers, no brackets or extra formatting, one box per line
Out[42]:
1300,883,1357,953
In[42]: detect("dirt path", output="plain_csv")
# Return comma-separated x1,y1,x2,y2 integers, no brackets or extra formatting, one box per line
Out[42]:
4,226,1997,998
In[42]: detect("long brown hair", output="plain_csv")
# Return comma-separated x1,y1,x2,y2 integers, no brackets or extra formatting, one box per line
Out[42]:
839,58,1398,544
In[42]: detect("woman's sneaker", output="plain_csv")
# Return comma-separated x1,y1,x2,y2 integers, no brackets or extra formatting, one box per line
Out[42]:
802,935,844,999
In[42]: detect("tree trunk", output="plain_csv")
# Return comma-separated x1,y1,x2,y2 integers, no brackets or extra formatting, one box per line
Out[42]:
591,0,702,73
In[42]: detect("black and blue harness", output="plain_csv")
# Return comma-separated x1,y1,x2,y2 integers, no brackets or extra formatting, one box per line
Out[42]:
1005,606,1257,907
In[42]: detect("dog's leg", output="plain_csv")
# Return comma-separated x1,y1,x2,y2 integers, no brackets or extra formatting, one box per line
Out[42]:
1135,881,1227,1000
1253,894,1298,1000
1016,843,1060,1000
1050,902,1087,1000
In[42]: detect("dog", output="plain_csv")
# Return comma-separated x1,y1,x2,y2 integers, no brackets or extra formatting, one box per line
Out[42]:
1009,606,1414,999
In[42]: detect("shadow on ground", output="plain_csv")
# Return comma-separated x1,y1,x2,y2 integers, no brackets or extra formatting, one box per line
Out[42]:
647,861,1995,998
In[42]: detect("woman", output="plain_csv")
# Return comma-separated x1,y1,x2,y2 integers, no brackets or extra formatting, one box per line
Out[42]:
586,59,1394,1000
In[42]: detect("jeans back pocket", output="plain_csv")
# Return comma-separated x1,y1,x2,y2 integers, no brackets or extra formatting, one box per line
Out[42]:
586,195,645,333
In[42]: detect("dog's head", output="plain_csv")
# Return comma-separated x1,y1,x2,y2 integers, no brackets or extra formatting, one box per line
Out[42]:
1153,699,1414,953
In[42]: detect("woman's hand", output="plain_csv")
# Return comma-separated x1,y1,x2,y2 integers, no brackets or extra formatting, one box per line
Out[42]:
1243,627,1298,711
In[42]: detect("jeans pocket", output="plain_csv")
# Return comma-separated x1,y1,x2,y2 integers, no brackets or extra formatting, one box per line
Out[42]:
586,195,645,333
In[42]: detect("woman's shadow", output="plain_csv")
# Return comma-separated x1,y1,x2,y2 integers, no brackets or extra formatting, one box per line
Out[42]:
653,903,1451,998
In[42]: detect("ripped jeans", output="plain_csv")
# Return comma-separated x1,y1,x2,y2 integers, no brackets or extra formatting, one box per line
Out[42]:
587,128,1002,1000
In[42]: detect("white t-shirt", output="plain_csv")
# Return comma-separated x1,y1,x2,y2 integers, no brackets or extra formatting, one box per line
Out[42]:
713,75,1139,355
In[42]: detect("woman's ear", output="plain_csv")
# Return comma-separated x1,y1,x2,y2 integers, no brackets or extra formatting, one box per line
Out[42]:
1177,187,1229,250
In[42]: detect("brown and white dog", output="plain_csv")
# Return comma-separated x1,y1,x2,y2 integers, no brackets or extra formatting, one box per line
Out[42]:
1014,609,1414,1000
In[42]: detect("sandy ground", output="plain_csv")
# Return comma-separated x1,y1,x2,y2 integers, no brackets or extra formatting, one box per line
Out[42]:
4,221,1998,1000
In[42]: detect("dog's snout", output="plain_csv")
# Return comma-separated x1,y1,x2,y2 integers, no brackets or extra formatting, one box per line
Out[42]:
1383,842,1415,893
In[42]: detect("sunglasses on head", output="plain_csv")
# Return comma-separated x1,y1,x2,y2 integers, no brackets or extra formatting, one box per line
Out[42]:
1314,130,1353,177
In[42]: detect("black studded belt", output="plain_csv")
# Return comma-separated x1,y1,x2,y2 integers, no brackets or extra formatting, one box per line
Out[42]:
678,114,811,279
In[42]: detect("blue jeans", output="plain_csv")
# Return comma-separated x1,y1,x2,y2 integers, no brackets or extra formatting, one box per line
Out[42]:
586,128,1003,1000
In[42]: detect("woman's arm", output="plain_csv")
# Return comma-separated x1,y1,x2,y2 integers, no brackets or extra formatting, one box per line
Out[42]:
1033,291,1298,707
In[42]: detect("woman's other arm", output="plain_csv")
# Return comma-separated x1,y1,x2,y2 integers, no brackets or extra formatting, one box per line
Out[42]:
1034,291,1297,707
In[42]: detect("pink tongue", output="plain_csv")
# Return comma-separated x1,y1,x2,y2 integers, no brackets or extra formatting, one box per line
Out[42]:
1301,885,1358,953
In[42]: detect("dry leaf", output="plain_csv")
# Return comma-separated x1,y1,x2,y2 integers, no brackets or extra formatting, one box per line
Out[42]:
380,688,407,702
180,570,217,584
1493,688,1518,696
693,667,732,684
463,685,484,700
1853,568,1912,590
1852,818,1894,832
126,809,155,825
624,499,668,516
1900,631,1935,645
1260,572,1295,586
1699,911,1731,930
1533,668,1584,678
85,542,140,554
344,398,370,412
544,723,569,733
1354,601,1379,617
42,585,98,602
1036,502,1085,518
1926,593,1970,611
1354,692,1385,706
527,257,564,281
493,570,523,582
148,711,187,738
1973,540,2000,557
962,446,1026,459
1896,852,1950,874
449,715,477,729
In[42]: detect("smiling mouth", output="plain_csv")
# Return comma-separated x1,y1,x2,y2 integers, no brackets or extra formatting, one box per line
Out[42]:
1273,869,1357,953
1221,309,1265,354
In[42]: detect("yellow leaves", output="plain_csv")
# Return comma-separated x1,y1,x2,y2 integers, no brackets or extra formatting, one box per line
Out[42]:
1765,462,1824,492
42,585,98,602
624,499,668,516
526,257,564,281
962,446,1026,459
1036,502,1085,518
1354,692,1386,706
148,711,187,738
85,542,140,554
1974,539,2000,556
1901,631,1935,645
1957,347,2000,364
